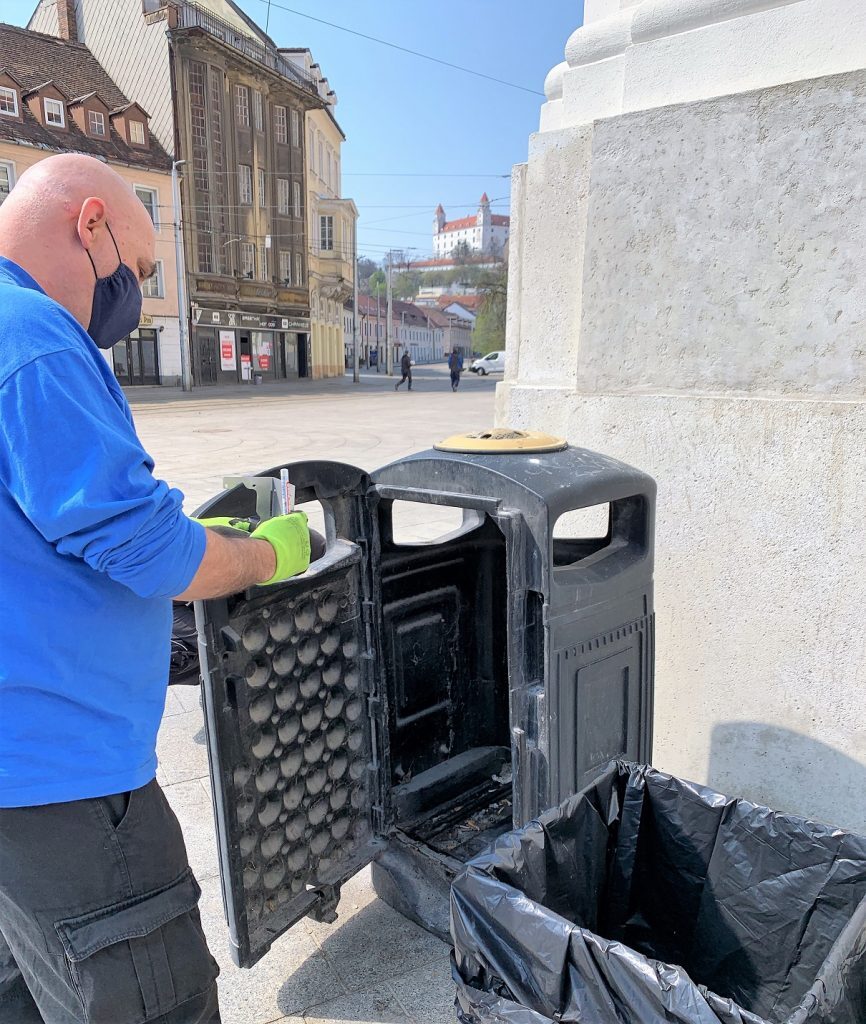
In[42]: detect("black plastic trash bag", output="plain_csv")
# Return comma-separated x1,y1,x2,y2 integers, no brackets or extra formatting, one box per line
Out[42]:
451,762,866,1024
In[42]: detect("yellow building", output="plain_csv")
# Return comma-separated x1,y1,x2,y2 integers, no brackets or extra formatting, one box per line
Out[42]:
282,49,357,379
0,23,180,386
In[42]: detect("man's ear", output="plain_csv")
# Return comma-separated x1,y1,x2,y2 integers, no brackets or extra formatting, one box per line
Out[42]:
76,196,107,252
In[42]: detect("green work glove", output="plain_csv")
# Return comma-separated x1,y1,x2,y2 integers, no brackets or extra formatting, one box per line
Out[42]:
251,512,310,584
193,516,254,532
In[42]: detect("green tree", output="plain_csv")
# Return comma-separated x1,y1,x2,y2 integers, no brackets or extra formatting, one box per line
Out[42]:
357,257,379,294
473,266,507,354
368,269,387,299
452,240,472,265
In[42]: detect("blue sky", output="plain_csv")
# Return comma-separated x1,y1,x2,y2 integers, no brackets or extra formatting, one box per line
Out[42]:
3,0,583,263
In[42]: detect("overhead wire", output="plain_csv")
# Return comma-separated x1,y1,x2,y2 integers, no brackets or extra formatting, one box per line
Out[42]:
243,0,545,97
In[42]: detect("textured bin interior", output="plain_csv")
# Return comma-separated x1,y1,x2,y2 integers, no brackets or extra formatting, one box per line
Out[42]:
495,765,866,1021
217,565,373,952
379,509,513,859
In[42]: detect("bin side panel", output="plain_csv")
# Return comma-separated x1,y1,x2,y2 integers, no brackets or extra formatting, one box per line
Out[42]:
197,551,377,968
551,605,654,806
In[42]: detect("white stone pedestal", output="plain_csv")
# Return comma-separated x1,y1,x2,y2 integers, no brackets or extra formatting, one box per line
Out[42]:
503,0,866,830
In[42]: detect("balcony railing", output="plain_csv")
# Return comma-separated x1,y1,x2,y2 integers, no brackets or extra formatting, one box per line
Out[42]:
145,0,319,96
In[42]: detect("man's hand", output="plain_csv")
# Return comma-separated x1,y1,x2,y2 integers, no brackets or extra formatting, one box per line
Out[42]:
193,516,253,533
174,512,309,601
251,512,311,584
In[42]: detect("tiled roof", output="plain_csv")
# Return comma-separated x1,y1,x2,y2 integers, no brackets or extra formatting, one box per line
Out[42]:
491,214,510,226
0,23,171,172
440,215,478,232
437,293,483,310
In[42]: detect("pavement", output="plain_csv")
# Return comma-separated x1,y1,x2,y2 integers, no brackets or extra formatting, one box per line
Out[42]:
133,364,497,1024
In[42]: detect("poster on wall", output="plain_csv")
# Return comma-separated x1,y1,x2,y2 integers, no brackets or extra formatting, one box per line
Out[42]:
219,330,236,371
258,355,271,370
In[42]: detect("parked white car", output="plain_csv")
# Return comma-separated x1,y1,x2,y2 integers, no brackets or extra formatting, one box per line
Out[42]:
470,351,506,375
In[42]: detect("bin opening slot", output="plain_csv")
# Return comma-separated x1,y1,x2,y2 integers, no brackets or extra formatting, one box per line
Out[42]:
552,503,611,568
379,502,512,860
388,500,485,546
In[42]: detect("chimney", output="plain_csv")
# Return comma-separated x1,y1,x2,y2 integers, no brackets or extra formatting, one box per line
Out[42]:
57,0,78,42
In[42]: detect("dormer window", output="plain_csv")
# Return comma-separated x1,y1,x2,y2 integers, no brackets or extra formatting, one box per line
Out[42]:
129,120,145,145
88,110,105,136
0,86,18,117
44,97,65,127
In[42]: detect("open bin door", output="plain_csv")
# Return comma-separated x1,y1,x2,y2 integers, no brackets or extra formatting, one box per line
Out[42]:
193,461,384,968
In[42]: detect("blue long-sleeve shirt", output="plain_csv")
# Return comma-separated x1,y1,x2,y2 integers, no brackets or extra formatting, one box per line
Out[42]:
0,257,206,806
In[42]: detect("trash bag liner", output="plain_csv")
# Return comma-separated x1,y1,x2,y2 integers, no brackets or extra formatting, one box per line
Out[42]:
451,762,866,1024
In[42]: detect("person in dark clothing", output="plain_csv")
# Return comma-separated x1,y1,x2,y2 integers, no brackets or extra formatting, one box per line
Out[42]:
448,349,464,391
395,351,412,391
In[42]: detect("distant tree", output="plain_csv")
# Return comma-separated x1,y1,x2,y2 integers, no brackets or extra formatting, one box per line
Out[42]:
357,257,379,295
452,240,472,266
368,269,387,299
473,265,507,354
393,271,422,301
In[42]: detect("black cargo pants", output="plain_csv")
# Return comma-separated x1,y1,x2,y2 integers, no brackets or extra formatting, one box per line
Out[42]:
0,779,220,1023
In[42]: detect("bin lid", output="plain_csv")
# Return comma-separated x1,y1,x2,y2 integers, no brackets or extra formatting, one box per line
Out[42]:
434,427,567,454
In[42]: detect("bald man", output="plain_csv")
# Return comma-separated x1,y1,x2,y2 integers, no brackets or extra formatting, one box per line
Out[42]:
0,155,310,1022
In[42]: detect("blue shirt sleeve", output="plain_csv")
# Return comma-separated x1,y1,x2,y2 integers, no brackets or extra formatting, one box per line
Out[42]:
0,348,206,599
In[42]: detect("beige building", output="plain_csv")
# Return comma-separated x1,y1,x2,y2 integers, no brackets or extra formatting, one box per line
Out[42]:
283,49,357,379
0,22,180,385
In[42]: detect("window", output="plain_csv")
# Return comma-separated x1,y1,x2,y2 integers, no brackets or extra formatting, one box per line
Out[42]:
294,252,303,285
309,127,315,171
88,110,105,136
258,167,266,208
327,149,332,190
142,259,164,298
134,186,159,228
279,249,291,285
129,119,146,145
319,215,334,252
259,245,268,280
0,87,18,117
277,177,289,215
274,104,287,143
253,90,263,131
318,140,323,178
238,164,252,205
44,97,65,127
293,181,301,218
240,242,255,278
0,161,14,203
234,84,249,126
290,108,300,147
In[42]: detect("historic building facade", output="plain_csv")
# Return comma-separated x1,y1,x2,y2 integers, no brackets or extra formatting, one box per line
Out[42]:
0,21,181,385
30,0,324,384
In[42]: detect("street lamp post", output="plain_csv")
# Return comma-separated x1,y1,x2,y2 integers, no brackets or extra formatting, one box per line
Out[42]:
171,160,193,392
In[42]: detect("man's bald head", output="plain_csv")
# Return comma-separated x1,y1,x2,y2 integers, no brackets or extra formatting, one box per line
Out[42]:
0,153,156,332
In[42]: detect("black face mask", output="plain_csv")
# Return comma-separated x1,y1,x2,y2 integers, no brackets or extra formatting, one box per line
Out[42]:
85,223,143,350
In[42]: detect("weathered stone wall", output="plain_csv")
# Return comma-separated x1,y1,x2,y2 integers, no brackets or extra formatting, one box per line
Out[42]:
503,56,866,831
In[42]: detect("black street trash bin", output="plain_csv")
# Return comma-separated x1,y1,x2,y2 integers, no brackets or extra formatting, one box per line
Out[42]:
451,761,866,1024
193,437,656,965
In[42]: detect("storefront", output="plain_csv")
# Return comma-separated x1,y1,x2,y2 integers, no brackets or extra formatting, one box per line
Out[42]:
191,307,311,385
113,326,160,386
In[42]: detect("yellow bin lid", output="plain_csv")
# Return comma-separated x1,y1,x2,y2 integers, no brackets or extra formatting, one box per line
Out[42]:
434,427,568,454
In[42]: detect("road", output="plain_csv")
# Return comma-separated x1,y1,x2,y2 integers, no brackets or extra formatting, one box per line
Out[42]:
134,365,496,1024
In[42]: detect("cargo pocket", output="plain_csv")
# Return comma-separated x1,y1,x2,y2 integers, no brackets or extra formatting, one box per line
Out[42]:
54,868,219,1024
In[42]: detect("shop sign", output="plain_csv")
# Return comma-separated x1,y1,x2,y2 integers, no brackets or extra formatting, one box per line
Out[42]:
139,313,154,327
219,330,236,371
193,307,311,332
258,355,271,371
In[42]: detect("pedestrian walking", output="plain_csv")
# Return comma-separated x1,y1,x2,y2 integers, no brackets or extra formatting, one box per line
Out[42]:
448,348,464,391
395,350,413,391
0,155,314,1024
